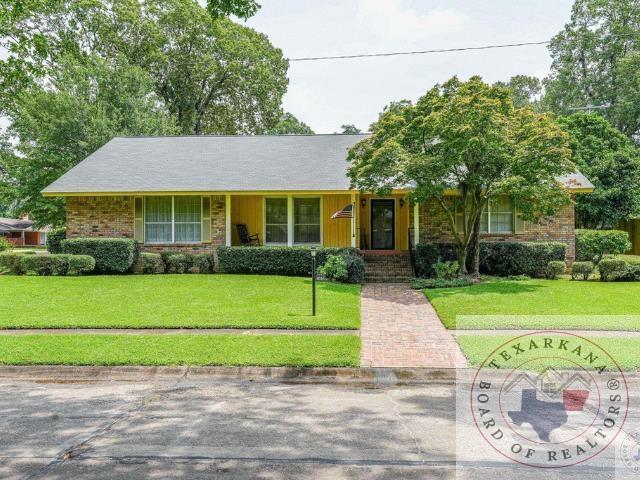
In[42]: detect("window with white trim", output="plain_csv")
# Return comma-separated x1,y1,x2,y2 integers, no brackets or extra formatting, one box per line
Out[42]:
294,197,321,244
144,196,202,243
456,195,515,234
265,197,288,244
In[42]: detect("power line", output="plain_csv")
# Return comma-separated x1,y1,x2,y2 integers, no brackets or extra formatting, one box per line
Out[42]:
288,40,551,62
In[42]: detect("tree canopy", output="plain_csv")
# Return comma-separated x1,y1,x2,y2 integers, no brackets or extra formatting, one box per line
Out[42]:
266,112,314,135
544,0,640,140
557,112,640,228
348,77,574,274
340,124,362,134
0,56,178,227
206,0,260,20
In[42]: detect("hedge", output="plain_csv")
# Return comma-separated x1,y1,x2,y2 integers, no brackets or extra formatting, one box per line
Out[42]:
217,246,363,282
599,255,640,282
19,254,95,276
61,238,138,274
0,252,27,274
46,228,66,253
140,253,164,274
157,251,214,273
0,237,9,253
575,229,631,264
414,241,567,278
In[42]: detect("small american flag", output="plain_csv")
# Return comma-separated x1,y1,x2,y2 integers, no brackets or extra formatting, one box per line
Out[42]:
331,204,354,219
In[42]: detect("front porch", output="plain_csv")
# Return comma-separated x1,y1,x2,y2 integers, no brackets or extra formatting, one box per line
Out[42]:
226,192,413,251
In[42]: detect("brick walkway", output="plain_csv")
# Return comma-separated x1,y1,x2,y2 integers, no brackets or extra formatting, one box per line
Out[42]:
360,284,468,368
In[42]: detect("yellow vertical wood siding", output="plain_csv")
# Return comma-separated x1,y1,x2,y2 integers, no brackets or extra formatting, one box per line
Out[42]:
322,194,352,247
230,195,263,246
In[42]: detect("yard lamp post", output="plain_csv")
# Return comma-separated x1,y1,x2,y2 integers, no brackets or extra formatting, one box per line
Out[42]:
310,246,317,316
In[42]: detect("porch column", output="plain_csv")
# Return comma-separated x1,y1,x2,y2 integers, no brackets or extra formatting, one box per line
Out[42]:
413,203,420,245
225,194,231,246
287,195,294,246
350,193,356,248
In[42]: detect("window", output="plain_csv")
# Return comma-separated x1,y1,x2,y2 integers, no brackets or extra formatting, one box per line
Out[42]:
294,197,321,244
265,197,288,244
144,196,202,244
457,195,515,234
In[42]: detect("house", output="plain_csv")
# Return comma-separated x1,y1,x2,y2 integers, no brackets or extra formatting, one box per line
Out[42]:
42,135,594,261
0,216,49,247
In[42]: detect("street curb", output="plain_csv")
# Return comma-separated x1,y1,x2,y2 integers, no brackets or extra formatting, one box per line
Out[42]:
0,365,460,385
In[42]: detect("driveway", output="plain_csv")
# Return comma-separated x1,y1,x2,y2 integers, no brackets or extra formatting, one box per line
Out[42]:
2,377,637,479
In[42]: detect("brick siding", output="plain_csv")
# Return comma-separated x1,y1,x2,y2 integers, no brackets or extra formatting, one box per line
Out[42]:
414,197,576,262
66,195,227,258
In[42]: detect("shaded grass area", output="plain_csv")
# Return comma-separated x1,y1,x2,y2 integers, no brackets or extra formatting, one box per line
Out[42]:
425,279,640,330
0,334,360,367
457,335,640,370
0,275,360,329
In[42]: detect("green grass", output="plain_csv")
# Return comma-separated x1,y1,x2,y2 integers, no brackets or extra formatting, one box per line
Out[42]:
425,279,640,330
457,335,640,370
0,275,360,329
0,334,360,366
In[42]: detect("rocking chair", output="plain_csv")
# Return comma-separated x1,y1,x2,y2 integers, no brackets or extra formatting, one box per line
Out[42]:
236,223,260,246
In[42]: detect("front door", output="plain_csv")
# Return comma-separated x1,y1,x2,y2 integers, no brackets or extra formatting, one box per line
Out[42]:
370,199,395,249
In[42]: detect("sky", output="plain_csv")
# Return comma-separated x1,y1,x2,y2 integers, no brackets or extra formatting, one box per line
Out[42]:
1,0,575,134
242,0,574,133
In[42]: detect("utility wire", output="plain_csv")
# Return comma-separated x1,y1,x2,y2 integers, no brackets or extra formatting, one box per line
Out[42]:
288,40,551,62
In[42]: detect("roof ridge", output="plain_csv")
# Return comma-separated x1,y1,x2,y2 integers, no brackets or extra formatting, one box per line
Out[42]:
113,133,371,139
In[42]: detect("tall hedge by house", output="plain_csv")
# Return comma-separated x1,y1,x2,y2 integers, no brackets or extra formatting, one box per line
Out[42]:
61,238,138,273
0,237,9,252
217,246,363,282
575,229,631,264
46,228,66,253
414,241,567,278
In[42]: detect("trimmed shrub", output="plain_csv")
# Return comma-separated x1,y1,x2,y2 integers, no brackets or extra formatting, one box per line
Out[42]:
319,255,348,282
434,261,459,280
164,253,194,274
140,253,164,274
414,241,567,278
342,253,365,284
575,229,631,264
571,261,594,281
598,258,629,281
193,253,214,273
480,242,567,278
0,236,9,252
61,238,137,274
217,246,360,277
46,228,66,253
546,260,566,280
0,252,26,274
20,254,69,276
67,255,95,276
414,243,457,277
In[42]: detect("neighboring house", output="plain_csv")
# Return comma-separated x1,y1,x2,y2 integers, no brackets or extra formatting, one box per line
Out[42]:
42,135,594,261
0,216,48,246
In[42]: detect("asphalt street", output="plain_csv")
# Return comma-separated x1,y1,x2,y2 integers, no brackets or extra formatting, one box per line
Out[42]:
1,377,638,479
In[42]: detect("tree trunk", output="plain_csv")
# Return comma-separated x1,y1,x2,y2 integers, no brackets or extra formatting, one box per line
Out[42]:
469,210,481,277
456,242,468,275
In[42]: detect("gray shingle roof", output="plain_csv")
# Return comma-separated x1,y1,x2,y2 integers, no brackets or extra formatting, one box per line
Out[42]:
42,134,594,194
42,135,369,194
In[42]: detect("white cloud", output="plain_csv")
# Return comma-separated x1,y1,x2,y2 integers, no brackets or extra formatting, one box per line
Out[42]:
355,0,467,42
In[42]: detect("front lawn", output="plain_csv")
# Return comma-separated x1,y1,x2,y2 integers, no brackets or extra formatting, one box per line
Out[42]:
0,275,360,329
457,335,640,370
425,279,640,330
0,334,360,366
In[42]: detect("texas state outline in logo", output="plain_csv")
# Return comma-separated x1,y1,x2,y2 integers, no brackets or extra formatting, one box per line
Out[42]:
470,331,629,468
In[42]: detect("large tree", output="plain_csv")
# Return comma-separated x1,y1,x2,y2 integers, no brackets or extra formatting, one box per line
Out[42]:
348,77,574,275
494,75,543,109
558,112,640,228
0,56,178,227
0,0,289,134
544,0,640,140
266,112,314,134
340,124,362,134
